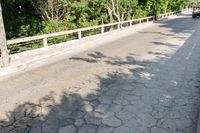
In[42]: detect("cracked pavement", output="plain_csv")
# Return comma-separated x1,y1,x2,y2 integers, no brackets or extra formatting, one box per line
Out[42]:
0,12,200,133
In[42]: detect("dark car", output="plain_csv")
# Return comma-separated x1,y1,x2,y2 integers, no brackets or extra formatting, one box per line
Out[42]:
192,6,200,18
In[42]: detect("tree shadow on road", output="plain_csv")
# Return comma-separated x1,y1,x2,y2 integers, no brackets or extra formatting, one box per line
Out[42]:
140,13,198,40
0,49,161,133
150,42,178,48
0,54,153,133
1,44,200,133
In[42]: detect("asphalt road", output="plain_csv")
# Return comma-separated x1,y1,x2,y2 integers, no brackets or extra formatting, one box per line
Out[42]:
0,12,200,133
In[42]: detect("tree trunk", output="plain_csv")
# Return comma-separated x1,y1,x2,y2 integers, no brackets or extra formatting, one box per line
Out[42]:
107,6,113,23
107,6,114,31
0,2,9,67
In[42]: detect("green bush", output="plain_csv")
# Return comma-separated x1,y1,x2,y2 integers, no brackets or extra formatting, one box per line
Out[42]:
134,6,147,18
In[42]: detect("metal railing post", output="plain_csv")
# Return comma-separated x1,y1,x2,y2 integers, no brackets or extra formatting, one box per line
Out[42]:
101,26,104,34
130,21,132,26
117,23,120,29
78,31,82,39
43,38,48,47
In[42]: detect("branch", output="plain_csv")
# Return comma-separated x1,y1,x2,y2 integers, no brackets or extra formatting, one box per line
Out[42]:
111,0,120,22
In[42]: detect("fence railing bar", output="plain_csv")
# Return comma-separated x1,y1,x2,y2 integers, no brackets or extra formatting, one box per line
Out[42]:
6,10,185,46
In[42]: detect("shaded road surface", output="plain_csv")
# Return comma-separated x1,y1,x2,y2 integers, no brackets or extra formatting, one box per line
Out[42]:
0,12,200,133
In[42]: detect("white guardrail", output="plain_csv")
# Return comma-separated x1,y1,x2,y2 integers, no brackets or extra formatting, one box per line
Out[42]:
6,10,184,48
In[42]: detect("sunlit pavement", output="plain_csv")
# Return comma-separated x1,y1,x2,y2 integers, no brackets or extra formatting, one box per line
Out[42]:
0,12,200,133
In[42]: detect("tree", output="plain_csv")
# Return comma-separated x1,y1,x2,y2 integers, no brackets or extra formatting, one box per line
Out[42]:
0,1,9,67
31,0,69,22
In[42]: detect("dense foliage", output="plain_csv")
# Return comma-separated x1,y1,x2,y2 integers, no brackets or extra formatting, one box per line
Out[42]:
1,0,190,40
